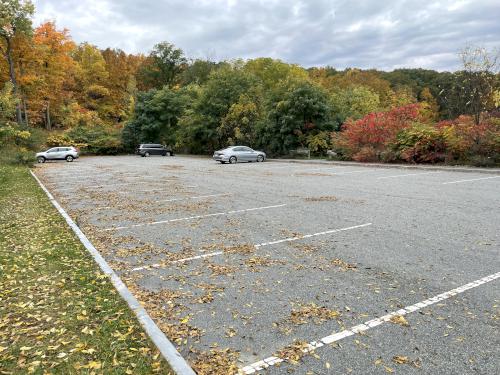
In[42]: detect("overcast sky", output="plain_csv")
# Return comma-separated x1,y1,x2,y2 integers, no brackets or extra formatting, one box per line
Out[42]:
32,0,499,71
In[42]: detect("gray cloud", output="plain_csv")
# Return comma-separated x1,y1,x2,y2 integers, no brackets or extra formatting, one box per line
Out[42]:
33,0,500,71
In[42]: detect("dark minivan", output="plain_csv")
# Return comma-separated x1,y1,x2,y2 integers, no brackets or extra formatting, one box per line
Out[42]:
136,144,174,157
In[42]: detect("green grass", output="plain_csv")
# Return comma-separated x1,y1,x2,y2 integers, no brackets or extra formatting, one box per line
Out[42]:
0,165,174,374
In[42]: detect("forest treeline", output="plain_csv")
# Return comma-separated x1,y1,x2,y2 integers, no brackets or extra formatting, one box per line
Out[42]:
1,1,499,165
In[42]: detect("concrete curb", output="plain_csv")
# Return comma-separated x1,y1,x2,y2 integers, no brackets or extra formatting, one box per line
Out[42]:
267,159,500,174
29,170,196,375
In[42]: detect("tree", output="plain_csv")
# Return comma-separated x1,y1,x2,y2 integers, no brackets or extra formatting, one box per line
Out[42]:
419,87,439,122
0,0,34,124
72,43,109,117
122,86,188,150
193,66,260,150
244,58,308,90
180,59,223,85
439,46,499,125
0,81,30,145
330,69,394,108
101,48,143,122
137,42,186,90
218,94,261,145
264,81,334,154
458,46,499,124
330,86,380,124
31,21,76,129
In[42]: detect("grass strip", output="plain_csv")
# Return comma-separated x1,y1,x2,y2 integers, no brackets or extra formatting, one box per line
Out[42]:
0,165,174,374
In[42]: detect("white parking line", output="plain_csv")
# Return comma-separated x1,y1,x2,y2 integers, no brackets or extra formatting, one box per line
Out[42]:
442,176,500,185
131,252,225,271
240,270,500,374
130,223,372,271
104,204,287,231
377,171,440,179
254,223,372,247
158,193,230,202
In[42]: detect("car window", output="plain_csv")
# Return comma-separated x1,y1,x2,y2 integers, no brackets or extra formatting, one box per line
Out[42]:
241,147,253,152
47,148,58,153
233,147,244,152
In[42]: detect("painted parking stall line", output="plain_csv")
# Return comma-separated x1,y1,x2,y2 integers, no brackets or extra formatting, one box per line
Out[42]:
104,204,287,231
240,270,500,374
377,171,440,179
442,175,500,185
254,223,373,247
130,223,372,271
158,193,231,202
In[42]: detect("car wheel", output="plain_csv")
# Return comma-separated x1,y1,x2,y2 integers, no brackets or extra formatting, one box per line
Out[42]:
144,152,150,157
66,155,74,162
229,156,237,164
37,156,46,163
257,155,264,162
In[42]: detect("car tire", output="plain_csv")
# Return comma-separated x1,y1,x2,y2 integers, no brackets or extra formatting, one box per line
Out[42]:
229,156,237,164
162,152,167,156
257,155,264,162
37,156,46,163
66,155,74,162
144,152,150,157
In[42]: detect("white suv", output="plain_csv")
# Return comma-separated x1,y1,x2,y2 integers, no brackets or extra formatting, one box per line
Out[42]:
36,147,79,163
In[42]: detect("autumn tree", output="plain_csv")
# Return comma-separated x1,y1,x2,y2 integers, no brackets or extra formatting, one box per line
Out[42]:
244,58,308,90
218,94,261,145
330,85,380,124
458,46,499,124
72,43,109,117
137,42,186,90
101,48,144,122
0,0,34,124
31,21,76,129
330,69,394,108
419,87,439,122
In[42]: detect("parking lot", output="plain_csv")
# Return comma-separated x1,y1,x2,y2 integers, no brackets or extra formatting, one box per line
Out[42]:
34,155,499,374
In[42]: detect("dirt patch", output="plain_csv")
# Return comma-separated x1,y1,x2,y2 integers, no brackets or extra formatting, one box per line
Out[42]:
331,258,357,271
304,195,338,202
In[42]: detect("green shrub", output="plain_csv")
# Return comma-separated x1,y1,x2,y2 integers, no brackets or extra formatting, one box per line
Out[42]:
66,125,124,155
0,146,35,165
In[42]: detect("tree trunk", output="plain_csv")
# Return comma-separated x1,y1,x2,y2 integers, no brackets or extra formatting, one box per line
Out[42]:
23,97,29,127
5,37,23,125
46,101,52,131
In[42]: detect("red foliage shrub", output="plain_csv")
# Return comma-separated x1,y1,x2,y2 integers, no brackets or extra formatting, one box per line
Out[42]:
332,104,421,161
394,123,447,163
438,115,500,163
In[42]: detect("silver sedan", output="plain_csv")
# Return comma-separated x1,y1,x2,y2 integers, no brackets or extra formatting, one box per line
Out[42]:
213,146,266,164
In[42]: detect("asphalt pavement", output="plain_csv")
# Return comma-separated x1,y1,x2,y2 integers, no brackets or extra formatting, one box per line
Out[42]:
35,155,500,374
